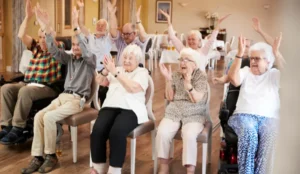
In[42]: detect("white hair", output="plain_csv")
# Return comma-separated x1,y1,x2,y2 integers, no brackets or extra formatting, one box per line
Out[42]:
179,48,202,69
121,44,143,63
186,30,203,48
249,42,275,69
96,19,109,31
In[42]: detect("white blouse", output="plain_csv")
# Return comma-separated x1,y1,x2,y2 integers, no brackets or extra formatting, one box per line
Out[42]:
102,67,149,124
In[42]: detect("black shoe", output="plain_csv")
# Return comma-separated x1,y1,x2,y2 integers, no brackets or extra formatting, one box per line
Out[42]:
38,154,58,173
0,126,25,145
21,157,44,174
0,126,12,139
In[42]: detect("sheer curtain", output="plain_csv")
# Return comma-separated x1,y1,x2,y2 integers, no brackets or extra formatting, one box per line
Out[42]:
12,0,26,72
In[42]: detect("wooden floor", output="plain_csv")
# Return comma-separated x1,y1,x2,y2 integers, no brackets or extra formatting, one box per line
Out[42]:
0,60,225,174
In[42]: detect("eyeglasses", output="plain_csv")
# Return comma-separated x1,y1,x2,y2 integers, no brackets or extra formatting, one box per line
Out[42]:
178,57,195,63
122,32,133,37
249,57,265,62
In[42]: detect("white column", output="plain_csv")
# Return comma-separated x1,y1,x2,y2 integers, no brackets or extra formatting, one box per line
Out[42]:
272,0,300,173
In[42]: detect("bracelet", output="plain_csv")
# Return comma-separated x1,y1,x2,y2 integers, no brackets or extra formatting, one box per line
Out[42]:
114,72,119,78
188,87,193,92
136,21,141,24
99,68,108,76
235,55,243,59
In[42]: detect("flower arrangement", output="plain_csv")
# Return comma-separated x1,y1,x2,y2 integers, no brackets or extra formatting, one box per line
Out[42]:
205,12,219,19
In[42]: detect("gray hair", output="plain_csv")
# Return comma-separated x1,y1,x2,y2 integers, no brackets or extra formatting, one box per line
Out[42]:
180,47,203,70
96,19,109,31
249,42,275,69
120,44,143,63
186,30,203,48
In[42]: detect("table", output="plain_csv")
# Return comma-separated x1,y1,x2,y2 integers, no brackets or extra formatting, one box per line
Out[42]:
159,49,180,64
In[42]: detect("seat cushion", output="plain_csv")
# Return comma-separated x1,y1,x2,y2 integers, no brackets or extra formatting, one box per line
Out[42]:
174,121,212,143
60,107,99,127
127,121,155,139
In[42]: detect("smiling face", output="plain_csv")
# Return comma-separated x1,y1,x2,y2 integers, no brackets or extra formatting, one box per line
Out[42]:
38,29,47,51
121,52,139,72
249,50,269,75
71,37,82,57
122,23,137,44
95,19,107,36
178,53,197,74
187,33,201,50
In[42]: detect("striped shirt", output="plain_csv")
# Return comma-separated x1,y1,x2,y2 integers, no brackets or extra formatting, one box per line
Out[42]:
24,39,63,83
110,31,146,66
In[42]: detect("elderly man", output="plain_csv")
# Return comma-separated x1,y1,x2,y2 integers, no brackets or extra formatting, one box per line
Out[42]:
108,1,148,65
21,6,96,174
77,0,113,105
0,0,62,145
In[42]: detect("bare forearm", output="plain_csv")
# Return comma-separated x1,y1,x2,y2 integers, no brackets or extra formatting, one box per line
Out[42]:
78,7,89,36
228,55,242,86
258,29,274,46
137,23,147,42
96,74,107,85
165,80,174,101
18,17,29,38
168,25,184,52
109,12,118,37
185,83,204,103
116,74,143,93
274,52,285,69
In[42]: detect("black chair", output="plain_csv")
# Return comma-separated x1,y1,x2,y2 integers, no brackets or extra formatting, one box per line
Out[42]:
0,37,71,144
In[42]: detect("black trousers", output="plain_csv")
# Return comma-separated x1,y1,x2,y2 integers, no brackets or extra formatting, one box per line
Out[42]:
90,107,138,167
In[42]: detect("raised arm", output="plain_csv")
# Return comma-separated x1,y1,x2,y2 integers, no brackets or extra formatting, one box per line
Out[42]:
272,32,285,69
18,0,34,48
160,9,185,52
108,0,118,38
159,64,174,101
201,14,231,56
228,35,246,87
252,17,274,45
77,0,90,37
35,6,70,64
104,57,146,93
136,6,147,42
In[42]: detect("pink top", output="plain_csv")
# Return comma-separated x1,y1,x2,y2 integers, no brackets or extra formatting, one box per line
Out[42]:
168,25,218,71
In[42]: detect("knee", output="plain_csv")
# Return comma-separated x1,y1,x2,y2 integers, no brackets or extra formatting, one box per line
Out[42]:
18,86,32,98
91,125,107,140
1,84,13,94
43,112,55,124
182,130,198,142
156,125,173,141
108,128,125,141
34,111,45,124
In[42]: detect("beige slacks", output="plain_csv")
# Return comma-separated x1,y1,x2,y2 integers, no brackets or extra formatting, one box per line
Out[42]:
156,118,204,166
0,82,57,128
31,93,83,156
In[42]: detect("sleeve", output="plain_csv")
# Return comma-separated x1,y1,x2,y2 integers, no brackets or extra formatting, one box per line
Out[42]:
168,25,184,52
193,71,208,93
270,68,280,88
109,31,123,49
239,66,250,84
46,34,71,64
77,33,96,68
201,30,218,56
132,68,149,91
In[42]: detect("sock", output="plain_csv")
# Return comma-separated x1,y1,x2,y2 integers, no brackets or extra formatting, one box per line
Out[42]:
107,166,122,174
34,156,44,162
93,163,107,173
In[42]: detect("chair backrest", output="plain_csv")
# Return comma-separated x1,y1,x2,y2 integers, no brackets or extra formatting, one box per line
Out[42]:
205,83,212,123
180,33,185,43
229,36,235,48
145,75,156,121
149,35,157,51
86,71,99,105
141,37,152,66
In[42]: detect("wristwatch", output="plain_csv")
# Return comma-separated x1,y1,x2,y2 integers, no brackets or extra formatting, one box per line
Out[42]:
187,87,193,93
114,72,120,78
99,68,108,76
136,21,141,24
235,55,243,59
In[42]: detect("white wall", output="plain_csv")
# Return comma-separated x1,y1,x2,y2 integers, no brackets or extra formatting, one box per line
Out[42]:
272,0,300,173
147,0,273,48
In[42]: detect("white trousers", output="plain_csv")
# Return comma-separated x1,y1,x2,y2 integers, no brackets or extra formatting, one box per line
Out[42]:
31,93,83,156
156,118,204,166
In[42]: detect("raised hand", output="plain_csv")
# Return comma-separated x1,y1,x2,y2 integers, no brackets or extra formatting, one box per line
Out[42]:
273,32,282,57
108,0,117,14
72,6,79,28
237,34,246,56
159,64,172,81
35,3,50,30
25,0,34,18
215,14,231,30
252,17,262,33
136,5,141,21
103,56,116,74
159,9,171,25
77,0,84,8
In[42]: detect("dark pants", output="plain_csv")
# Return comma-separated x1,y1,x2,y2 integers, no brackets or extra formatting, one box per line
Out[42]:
90,107,138,167
98,86,108,106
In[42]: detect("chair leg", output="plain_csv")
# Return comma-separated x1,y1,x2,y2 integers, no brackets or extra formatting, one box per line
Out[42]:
90,121,95,167
71,126,78,163
131,138,136,174
208,137,212,164
151,130,158,174
202,143,208,174
170,140,174,158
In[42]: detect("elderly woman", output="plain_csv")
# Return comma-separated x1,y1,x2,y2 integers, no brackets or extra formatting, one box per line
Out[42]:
227,34,283,174
90,45,149,174
160,10,230,71
156,48,208,174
